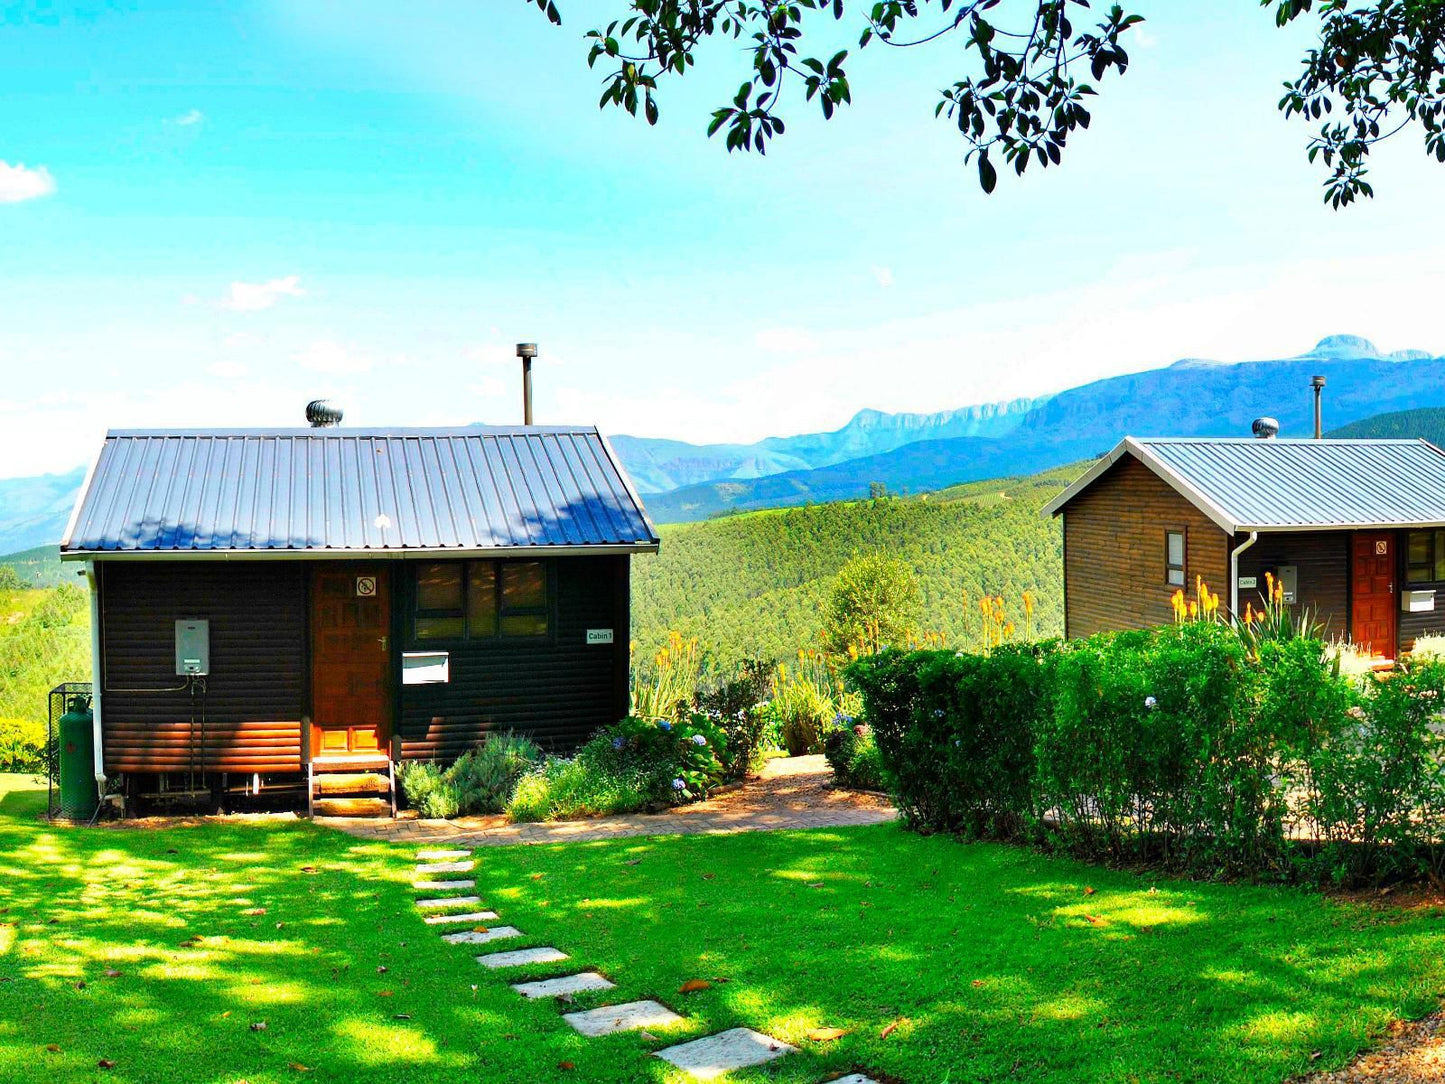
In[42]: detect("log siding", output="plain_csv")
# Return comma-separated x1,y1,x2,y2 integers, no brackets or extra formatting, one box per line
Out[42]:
98,562,306,773
1061,456,1230,638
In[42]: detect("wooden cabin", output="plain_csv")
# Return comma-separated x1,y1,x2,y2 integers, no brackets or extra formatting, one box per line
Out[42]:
1043,435,1445,658
59,425,658,814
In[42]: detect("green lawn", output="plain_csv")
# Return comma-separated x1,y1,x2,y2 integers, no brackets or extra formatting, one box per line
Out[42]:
2,774,1443,1084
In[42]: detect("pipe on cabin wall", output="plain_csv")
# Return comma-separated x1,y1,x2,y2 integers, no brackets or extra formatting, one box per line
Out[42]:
1230,531,1259,622
83,560,106,793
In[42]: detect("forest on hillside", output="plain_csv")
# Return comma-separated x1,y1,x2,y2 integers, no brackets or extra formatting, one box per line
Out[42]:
630,465,1076,666
0,571,89,768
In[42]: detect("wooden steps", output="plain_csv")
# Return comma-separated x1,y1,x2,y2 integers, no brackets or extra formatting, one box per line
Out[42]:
308,756,396,819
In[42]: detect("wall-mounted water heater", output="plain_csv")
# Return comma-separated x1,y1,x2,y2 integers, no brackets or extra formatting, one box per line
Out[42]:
175,619,210,676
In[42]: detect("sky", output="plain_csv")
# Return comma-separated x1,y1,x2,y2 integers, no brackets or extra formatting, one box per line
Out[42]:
2,0,1445,479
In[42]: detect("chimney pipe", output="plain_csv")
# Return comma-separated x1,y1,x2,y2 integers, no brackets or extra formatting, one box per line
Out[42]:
1311,374,1326,439
516,343,538,426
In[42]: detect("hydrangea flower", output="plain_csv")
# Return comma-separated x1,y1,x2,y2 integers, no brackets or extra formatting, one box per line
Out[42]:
933,708,947,719
612,736,625,750
658,720,672,731
672,778,686,791
691,733,707,746
1144,696,1157,709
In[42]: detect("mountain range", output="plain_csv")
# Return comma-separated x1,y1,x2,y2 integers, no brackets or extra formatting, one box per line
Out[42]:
2,334,1444,550
625,335,1445,521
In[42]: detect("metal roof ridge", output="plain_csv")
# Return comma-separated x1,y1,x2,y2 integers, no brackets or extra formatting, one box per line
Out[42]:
1133,436,1429,445
103,424,604,438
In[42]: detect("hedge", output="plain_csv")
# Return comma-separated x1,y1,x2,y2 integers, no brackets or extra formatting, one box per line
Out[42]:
848,622,1445,884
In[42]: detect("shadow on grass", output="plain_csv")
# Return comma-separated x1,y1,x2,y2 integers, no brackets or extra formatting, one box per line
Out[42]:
0,783,662,1083
458,824,1445,1084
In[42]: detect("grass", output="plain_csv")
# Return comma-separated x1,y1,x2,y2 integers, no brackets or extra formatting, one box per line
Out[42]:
2,773,1444,1083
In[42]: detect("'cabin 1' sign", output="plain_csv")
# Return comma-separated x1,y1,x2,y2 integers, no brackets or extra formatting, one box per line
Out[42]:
586,628,615,645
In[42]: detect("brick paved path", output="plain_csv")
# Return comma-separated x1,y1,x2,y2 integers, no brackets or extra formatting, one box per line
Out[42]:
325,754,896,847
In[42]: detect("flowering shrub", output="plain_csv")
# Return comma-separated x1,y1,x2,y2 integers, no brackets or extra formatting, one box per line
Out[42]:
850,628,1445,885
506,714,728,822
823,719,888,791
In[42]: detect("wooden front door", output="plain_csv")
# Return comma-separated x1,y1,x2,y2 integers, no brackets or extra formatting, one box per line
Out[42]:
310,567,391,757
1351,532,1398,658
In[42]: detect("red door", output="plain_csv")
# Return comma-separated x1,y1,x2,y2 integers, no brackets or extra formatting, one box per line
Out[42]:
1351,532,1397,658
310,567,391,758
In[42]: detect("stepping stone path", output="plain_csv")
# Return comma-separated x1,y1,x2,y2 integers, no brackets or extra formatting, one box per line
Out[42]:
477,946,569,969
564,1000,684,1037
407,847,834,1081
655,1028,798,1079
441,926,522,945
423,910,498,925
511,972,614,999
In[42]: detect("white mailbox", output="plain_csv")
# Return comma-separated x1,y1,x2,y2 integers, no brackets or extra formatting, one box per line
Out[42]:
1403,589,1437,614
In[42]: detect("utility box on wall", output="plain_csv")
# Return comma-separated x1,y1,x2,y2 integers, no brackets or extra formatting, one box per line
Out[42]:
1276,565,1299,605
174,619,210,676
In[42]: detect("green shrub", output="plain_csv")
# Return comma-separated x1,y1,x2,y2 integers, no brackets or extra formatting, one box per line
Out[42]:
694,660,772,779
852,621,1445,885
849,642,1053,838
823,722,888,791
398,731,542,819
0,716,46,774
505,714,729,822
1302,658,1445,882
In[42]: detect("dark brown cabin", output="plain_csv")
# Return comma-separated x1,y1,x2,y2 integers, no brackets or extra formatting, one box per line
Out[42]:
59,425,658,814
1044,435,1445,659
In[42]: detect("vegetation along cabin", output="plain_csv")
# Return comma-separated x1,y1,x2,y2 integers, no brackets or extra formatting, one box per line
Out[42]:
1044,421,1445,660
58,410,659,815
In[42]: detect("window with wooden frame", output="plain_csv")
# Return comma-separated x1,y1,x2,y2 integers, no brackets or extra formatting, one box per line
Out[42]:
1406,529,1445,584
413,560,550,641
1165,530,1187,587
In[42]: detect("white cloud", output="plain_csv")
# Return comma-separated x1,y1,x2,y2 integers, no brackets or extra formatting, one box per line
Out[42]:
172,108,205,127
754,327,819,354
871,265,894,288
296,339,373,375
0,161,56,204
209,360,250,380
221,275,305,312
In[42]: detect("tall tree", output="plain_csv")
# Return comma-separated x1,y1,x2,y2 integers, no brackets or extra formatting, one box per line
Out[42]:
527,1,1445,207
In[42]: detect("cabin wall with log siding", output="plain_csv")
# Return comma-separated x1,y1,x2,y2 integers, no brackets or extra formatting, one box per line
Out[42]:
98,562,306,773
396,555,631,761
1061,456,1230,638
1233,531,1350,641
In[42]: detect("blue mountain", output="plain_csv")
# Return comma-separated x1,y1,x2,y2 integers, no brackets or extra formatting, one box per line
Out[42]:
635,336,1445,522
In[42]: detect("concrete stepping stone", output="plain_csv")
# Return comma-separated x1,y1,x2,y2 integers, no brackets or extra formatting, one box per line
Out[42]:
827,1077,880,1084
477,946,569,970
416,895,484,910
417,849,471,860
511,972,615,1000
423,910,498,925
564,1000,683,1037
440,925,523,945
413,878,476,891
654,1028,796,1079
416,860,474,874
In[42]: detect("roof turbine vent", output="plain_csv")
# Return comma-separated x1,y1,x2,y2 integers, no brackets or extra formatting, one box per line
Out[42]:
306,400,344,428
1252,416,1281,440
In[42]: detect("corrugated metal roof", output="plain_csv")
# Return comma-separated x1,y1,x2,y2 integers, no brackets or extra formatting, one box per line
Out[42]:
1044,436,1445,532
61,426,659,556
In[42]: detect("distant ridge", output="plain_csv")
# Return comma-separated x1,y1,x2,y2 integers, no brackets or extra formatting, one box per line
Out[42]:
1327,406,1445,445
629,336,1445,522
